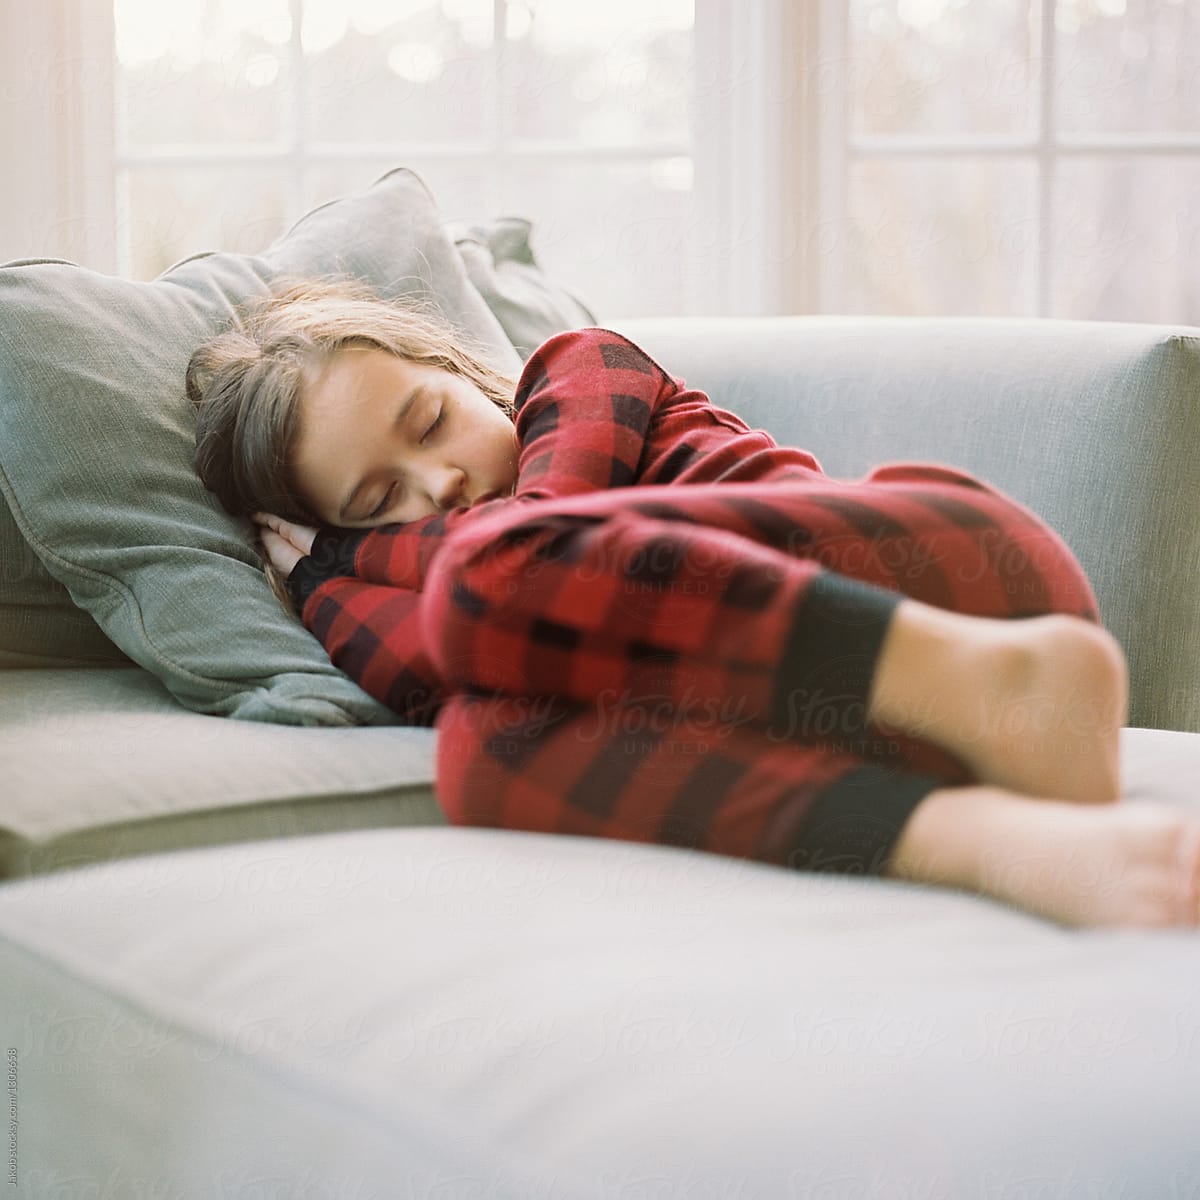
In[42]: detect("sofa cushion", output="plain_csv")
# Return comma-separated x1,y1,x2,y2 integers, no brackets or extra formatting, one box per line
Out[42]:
448,216,598,359
2,725,1198,1194
0,666,443,879
615,316,1200,735
0,167,519,723
0,493,133,668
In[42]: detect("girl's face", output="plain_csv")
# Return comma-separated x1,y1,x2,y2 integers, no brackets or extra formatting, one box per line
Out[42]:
291,345,519,528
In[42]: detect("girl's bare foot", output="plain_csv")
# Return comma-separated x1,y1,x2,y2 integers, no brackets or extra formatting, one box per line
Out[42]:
884,785,1200,930
868,606,1128,805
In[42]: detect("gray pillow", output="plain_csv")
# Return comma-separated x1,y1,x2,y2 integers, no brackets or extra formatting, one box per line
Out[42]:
0,493,134,669
0,167,521,725
447,216,598,359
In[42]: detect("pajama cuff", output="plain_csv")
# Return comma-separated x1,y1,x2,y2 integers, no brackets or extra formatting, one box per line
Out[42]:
786,766,942,877
770,572,904,745
286,557,324,611
285,526,368,611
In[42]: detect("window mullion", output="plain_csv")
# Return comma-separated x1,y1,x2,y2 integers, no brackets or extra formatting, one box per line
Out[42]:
1036,0,1056,318
489,0,506,219
690,0,727,315
853,135,1039,155
820,0,849,315
788,0,820,313
746,0,784,315
289,0,305,214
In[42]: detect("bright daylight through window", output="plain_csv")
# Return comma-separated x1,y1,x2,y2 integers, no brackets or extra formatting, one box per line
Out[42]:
108,0,1199,322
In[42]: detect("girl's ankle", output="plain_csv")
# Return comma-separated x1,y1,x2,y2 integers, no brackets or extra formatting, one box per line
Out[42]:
883,784,1024,893
866,600,1006,742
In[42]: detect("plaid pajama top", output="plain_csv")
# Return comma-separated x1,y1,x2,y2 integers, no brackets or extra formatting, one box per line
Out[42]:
285,327,831,724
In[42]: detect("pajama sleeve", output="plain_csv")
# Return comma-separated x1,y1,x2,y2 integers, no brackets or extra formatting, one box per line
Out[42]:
511,325,822,492
284,570,442,725
508,326,681,499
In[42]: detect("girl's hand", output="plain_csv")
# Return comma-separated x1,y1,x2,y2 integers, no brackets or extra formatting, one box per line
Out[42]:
250,511,317,579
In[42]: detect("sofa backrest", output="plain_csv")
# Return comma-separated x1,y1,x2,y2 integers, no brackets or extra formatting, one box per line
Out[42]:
617,316,1200,736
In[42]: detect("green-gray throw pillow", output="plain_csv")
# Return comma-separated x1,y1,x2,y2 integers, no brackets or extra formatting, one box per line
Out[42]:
448,216,598,360
0,492,134,669
0,167,521,725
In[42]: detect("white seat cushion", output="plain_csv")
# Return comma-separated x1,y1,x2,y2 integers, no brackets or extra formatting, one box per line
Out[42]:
0,666,443,878
3,726,1199,1195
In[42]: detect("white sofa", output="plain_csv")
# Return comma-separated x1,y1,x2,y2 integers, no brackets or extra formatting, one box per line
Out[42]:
3,314,1200,1197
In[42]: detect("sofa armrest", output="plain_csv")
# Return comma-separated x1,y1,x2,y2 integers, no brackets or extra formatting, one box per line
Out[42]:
612,316,1200,736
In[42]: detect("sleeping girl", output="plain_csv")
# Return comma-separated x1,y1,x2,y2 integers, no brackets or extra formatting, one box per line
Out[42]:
186,277,1200,931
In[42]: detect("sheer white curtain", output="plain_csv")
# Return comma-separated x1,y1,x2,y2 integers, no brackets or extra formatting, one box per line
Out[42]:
0,1,115,271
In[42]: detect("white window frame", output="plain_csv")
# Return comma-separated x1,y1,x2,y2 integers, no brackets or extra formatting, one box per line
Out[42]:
110,0,710,274
4,0,789,319
692,0,794,315
19,2,1189,319
812,0,1200,317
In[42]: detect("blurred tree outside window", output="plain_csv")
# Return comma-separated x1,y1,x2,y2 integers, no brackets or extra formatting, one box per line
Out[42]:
106,0,1199,322
112,0,696,319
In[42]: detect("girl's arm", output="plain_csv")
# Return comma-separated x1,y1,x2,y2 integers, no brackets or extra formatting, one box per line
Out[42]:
254,518,442,724
286,574,444,725
507,326,683,499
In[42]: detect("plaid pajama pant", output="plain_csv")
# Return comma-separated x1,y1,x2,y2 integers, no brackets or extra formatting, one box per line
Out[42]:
420,460,1101,876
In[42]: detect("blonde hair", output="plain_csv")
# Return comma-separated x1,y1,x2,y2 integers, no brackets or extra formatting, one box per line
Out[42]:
187,276,517,613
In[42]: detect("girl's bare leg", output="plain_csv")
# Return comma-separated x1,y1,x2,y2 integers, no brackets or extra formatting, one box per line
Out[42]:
883,784,1200,930
866,602,1128,805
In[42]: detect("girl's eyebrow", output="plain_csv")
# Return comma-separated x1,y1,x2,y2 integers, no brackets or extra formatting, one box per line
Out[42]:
338,385,425,520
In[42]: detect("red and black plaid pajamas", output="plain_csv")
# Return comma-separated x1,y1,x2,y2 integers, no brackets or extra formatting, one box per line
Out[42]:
287,329,1100,876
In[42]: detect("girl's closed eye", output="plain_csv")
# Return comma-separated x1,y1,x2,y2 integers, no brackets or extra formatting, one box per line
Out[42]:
368,488,394,519
368,409,446,518
422,409,444,443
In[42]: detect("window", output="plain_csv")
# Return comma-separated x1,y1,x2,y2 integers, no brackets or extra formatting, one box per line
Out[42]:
3,1,1194,323
111,0,700,318
820,0,1200,322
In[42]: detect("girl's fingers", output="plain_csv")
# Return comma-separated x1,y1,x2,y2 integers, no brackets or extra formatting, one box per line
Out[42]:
290,522,317,554
258,526,304,578
250,511,316,556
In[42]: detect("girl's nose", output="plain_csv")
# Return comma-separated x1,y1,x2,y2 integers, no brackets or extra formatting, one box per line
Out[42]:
428,464,467,511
